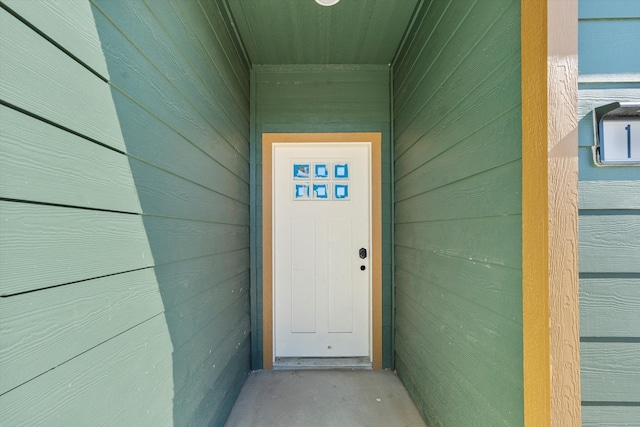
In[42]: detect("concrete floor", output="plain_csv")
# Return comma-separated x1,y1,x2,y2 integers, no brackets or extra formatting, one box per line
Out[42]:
225,370,427,427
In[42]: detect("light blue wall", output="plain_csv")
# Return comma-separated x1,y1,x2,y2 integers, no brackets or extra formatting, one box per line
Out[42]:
577,0,640,424
0,0,250,425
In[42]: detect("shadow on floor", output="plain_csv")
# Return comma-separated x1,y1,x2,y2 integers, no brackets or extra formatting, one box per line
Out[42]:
225,370,426,427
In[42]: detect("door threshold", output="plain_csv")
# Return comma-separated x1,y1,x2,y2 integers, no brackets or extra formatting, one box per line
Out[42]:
273,357,372,370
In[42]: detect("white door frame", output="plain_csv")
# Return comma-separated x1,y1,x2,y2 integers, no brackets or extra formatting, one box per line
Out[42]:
262,132,382,370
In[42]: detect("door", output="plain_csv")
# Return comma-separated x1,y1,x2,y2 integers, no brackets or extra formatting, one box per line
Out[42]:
273,143,371,358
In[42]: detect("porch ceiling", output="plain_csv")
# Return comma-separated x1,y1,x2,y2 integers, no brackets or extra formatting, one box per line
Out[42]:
224,0,420,65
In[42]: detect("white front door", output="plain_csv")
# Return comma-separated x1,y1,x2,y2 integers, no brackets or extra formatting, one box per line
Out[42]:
273,143,371,358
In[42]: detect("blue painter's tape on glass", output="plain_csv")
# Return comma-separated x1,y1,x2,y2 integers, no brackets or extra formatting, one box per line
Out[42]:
293,164,310,179
294,183,310,199
313,184,329,199
334,184,349,200
334,163,349,179
314,163,329,179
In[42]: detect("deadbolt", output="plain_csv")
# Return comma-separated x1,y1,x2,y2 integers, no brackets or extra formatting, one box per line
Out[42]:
360,265,366,271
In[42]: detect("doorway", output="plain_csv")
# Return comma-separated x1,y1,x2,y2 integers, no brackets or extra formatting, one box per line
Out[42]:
262,133,382,369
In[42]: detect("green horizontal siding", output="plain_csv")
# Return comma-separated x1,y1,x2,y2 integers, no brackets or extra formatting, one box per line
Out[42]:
0,105,141,212
0,7,124,150
93,1,251,425
392,0,523,425
0,268,164,395
252,64,393,368
0,0,250,426
0,315,175,426
0,202,154,296
2,0,109,78
578,1,640,424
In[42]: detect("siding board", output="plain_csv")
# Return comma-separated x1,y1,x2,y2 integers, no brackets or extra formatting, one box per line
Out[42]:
395,53,521,175
164,272,248,353
129,158,248,224
170,0,250,102
106,363,174,427
580,278,640,337
186,335,250,427
395,162,522,223
579,0,640,19
393,0,454,103
257,102,389,124
581,342,640,402
394,108,521,201
395,317,520,427
109,91,249,202
0,316,174,426
396,216,522,268
91,6,249,179
0,202,153,296
0,269,163,395
579,215,640,273
582,407,640,427
394,0,516,126
196,1,250,93
93,0,249,159
256,71,390,124
394,246,521,320
257,67,389,83
152,249,250,310
171,289,250,395
395,273,522,377
156,0,249,97
0,105,141,213
579,20,640,75
258,81,388,104
141,216,248,267
579,180,640,209
2,0,110,78
174,311,250,424
0,9,124,151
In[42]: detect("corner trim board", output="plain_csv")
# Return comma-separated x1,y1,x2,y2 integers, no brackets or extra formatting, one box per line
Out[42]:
522,0,581,425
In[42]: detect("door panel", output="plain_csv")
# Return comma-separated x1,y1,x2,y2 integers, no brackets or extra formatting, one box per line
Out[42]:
328,217,353,333
291,217,316,333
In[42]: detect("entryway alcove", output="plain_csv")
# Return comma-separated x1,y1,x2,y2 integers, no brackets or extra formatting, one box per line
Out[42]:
1,0,586,426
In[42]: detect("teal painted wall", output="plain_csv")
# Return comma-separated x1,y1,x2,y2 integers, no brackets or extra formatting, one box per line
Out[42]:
0,0,250,425
251,64,393,368
391,1,523,425
577,1,640,424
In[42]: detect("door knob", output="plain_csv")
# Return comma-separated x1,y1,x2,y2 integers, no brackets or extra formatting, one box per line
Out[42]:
359,248,367,259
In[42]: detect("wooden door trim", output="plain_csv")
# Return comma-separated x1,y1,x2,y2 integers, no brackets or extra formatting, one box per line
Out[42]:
262,132,382,370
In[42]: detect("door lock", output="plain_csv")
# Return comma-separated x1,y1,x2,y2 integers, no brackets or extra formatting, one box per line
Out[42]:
359,248,367,259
